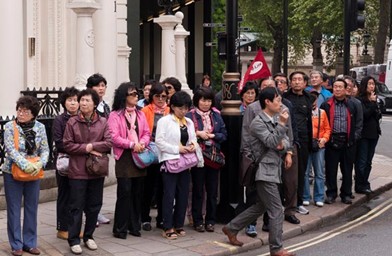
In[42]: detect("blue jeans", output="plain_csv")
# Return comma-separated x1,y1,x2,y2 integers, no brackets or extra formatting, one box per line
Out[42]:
355,138,379,191
3,173,40,251
303,148,325,203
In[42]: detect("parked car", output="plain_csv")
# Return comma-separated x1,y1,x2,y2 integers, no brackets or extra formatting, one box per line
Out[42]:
376,82,392,113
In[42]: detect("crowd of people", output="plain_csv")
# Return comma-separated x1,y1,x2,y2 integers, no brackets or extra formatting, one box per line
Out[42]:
1,70,381,256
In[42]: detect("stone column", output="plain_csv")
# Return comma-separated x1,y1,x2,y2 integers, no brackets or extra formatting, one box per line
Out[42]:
116,0,131,84
0,0,24,116
68,0,100,90
154,14,178,82
93,0,117,105
174,12,191,96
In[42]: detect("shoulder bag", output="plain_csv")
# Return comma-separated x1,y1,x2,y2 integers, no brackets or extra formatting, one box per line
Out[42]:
86,153,109,176
311,109,321,152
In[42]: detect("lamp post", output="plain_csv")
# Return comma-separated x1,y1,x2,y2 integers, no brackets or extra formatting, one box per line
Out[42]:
362,32,370,56
158,0,177,15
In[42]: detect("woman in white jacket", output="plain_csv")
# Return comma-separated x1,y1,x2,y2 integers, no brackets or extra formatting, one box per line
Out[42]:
155,91,202,240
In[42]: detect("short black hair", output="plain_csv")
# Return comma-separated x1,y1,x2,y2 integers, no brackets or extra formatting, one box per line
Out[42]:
60,87,80,109
310,93,318,103
289,71,309,83
149,83,169,103
112,82,138,111
193,87,215,108
16,96,41,118
273,73,287,79
86,73,107,88
259,87,279,109
162,77,182,92
240,81,259,102
144,80,156,88
333,78,348,88
78,88,100,107
169,91,192,112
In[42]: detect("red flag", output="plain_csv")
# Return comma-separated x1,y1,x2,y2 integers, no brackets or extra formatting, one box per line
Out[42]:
238,49,271,92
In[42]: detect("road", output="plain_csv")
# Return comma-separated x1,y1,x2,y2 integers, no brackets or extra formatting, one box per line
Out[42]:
376,114,392,158
238,190,392,256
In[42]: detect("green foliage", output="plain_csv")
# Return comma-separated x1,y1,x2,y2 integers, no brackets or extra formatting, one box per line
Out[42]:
211,0,226,92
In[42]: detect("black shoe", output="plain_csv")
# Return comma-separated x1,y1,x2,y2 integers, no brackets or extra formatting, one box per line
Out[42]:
324,196,336,204
113,233,127,239
129,230,141,237
341,196,352,204
285,215,300,224
205,224,215,232
356,189,372,195
349,194,355,199
261,223,269,232
142,222,152,231
194,224,205,232
156,221,164,229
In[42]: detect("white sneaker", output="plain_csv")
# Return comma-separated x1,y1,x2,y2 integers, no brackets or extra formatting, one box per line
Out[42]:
303,200,310,206
84,239,98,250
70,244,82,255
97,213,110,224
316,201,324,207
296,205,309,215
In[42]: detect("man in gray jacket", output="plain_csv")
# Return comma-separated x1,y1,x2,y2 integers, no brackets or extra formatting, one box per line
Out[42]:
222,87,295,256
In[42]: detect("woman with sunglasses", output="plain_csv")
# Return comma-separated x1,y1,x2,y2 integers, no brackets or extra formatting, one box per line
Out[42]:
108,82,151,239
141,83,170,231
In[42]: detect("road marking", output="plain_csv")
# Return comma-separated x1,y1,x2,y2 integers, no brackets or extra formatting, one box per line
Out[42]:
257,197,392,256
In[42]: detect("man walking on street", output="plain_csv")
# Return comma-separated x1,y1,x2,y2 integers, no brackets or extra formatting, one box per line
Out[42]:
222,87,295,256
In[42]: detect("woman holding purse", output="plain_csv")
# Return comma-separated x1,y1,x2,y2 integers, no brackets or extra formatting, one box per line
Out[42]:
63,89,112,255
2,96,49,256
108,82,151,239
186,87,227,232
155,91,203,240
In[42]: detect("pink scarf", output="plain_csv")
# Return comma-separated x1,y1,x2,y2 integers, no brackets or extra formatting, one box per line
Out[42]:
153,103,167,114
124,107,139,144
195,108,213,133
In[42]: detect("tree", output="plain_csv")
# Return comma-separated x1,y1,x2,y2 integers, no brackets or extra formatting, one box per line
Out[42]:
373,0,390,63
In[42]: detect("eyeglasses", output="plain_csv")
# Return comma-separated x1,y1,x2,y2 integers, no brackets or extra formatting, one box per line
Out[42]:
17,109,31,115
165,85,174,90
127,92,138,97
244,91,256,96
275,80,287,84
154,94,168,100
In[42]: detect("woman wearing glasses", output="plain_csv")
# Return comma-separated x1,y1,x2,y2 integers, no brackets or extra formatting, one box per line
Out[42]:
141,83,170,231
108,82,151,239
239,81,259,114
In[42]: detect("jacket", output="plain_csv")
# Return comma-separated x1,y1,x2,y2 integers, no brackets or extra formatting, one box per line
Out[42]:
63,114,112,179
185,108,228,147
248,111,289,184
359,97,381,139
2,120,49,174
155,114,203,165
320,97,362,146
53,112,72,154
108,109,151,160
311,108,331,142
141,103,170,133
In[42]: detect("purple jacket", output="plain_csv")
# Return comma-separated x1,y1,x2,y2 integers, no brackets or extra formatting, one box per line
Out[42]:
108,109,151,160
63,114,112,179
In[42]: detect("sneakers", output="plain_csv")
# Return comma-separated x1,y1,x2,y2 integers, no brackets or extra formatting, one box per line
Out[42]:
302,200,310,206
142,222,152,231
84,239,98,250
296,205,309,215
97,213,110,224
245,225,258,238
316,201,324,207
70,245,82,255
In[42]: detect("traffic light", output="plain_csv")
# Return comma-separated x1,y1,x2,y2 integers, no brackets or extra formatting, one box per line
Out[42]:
350,0,365,31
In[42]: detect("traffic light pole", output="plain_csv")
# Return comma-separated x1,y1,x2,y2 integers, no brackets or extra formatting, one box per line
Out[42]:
343,0,351,75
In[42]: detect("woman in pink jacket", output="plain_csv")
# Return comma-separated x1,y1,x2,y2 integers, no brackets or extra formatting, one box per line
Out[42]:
108,82,151,239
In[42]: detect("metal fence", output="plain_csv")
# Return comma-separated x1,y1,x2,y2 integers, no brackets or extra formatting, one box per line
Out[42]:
0,87,64,170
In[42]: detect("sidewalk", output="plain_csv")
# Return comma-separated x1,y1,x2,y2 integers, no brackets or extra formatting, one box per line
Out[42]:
0,154,391,256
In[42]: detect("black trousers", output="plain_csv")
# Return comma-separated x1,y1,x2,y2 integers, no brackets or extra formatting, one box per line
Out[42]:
67,178,104,246
141,163,163,224
113,177,144,236
191,166,219,226
325,145,356,199
56,171,71,231
297,141,310,206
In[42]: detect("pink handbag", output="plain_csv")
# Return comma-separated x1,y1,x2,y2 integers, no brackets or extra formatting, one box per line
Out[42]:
162,152,198,173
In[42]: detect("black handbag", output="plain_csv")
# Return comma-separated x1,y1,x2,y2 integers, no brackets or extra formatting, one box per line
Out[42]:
199,140,225,169
86,153,109,176
239,152,264,187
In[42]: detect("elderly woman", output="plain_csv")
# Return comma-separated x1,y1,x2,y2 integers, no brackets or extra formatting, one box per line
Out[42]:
108,82,151,239
2,96,49,256
141,83,170,231
240,81,259,114
63,89,112,255
155,91,201,240
186,87,227,232
53,87,80,240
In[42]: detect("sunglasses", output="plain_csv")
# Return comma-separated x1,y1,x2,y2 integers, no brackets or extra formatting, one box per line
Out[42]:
127,92,138,97
165,85,174,90
154,94,168,100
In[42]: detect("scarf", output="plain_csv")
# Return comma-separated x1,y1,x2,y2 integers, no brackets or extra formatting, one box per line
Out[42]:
16,119,36,155
195,108,212,133
124,107,139,144
173,115,187,127
153,103,167,114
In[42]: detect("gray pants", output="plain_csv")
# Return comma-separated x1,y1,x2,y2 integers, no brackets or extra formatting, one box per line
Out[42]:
227,180,284,253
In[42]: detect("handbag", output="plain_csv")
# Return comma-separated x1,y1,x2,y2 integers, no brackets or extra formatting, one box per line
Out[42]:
56,153,70,176
190,111,225,169
11,121,44,182
239,152,265,187
132,142,159,169
162,152,198,173
86,153,109,176
311,109,321,152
